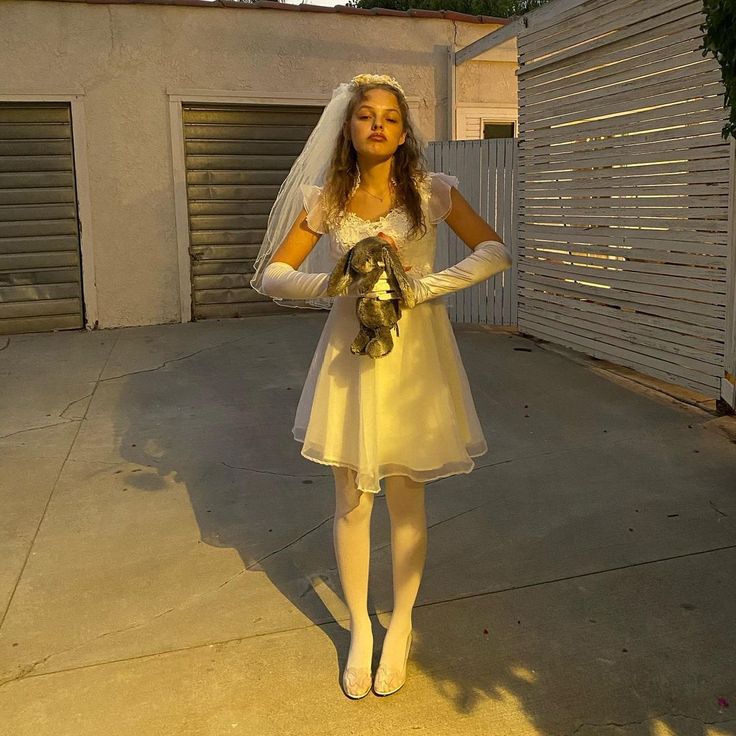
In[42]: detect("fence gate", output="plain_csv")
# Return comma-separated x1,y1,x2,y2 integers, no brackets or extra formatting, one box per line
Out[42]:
516,0,732,398
427,139,517,326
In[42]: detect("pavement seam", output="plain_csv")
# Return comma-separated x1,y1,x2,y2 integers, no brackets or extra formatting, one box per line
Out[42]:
415,542,736,613
3,542,735,688
0,515,335,685
0,335,121,632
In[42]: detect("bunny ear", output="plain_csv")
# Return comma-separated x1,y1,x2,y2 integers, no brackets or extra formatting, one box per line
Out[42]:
381,245,416,309
325,248,354,296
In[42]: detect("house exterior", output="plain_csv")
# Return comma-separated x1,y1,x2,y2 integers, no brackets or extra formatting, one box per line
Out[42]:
0,0,518,332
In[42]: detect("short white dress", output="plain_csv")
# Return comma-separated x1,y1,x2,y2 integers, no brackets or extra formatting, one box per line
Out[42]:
292,171,488,494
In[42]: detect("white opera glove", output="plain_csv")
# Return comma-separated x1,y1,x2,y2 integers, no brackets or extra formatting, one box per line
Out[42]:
407,239,512,307
260,261,330,300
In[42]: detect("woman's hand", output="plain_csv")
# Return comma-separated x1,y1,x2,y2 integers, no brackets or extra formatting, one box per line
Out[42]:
376,232,411,272
362,232,411,300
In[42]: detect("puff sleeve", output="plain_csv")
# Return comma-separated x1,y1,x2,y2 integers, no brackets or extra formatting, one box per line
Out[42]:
299,183,327,235
428,172,459,224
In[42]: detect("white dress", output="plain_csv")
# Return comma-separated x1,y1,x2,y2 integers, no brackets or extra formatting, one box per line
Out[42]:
292,171,488,494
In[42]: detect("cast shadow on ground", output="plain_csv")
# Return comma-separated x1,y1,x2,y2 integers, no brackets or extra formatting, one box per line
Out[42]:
114,316,736,732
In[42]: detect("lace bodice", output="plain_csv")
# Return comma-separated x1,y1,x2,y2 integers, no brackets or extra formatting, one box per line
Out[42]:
300,171,458,279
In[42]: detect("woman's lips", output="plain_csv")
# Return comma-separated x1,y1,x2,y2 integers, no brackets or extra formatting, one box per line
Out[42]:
368,135,386,141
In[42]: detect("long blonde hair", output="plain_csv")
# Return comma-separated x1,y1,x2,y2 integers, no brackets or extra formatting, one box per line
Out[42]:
321,82,429,241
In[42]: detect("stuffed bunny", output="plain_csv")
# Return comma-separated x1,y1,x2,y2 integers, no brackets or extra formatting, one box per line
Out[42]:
324,235,416,358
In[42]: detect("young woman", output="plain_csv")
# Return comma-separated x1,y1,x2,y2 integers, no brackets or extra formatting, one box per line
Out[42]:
250,73,512,699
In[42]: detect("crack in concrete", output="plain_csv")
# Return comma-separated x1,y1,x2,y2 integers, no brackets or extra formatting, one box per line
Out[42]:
97,334,266,383
0,564,253,687
362,502,490,559
427,503,488,531
220,461,328,479
709,500,728,517
3,334,268,439
0,610,344,689
0,606,147,686
0,419,79,441
0,335,121,632
4,543,736,689
0,338,10,352
0,511,337,687
59,392,94,420
2,330,733,696
245,515,334,571
217,422,670,486
568,711,736,734
0,618,148,686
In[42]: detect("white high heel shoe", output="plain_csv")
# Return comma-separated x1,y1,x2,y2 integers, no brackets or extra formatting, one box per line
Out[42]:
373,630,413,696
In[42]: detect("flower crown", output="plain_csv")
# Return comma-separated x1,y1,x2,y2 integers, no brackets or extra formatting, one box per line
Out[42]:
350,73,406,98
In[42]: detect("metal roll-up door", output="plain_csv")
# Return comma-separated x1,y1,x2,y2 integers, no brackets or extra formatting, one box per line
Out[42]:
182,103,324,319
0,102,84,335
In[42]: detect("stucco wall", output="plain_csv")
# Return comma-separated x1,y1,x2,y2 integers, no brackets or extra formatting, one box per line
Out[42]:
455,22,518,102
0,0,516,329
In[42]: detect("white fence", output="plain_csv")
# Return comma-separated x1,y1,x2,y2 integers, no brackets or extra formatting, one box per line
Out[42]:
514,0,734,400
426,139,517,326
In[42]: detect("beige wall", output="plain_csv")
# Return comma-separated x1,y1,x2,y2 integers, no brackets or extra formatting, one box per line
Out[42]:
0,0,517,329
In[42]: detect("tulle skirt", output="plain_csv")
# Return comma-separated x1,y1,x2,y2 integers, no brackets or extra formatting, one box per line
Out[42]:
291,294,488,494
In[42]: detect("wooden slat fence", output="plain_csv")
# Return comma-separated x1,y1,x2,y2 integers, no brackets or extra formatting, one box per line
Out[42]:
426,139,517,326
515,0,733,398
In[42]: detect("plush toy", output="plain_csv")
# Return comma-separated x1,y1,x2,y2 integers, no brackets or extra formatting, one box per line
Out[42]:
324,235,416,358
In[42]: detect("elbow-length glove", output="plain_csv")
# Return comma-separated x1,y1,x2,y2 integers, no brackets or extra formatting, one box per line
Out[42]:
406,239,512,306
260,261,330,300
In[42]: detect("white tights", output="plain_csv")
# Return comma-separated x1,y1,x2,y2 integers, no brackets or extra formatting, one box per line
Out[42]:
331,466,427,673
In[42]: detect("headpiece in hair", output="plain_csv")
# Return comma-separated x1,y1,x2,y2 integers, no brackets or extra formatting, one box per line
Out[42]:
350,74,406,97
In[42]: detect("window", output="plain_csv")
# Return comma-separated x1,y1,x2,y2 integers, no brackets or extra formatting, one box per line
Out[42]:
483,122,515,139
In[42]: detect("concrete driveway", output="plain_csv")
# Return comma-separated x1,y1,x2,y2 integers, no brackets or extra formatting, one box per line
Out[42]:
1,313,735,735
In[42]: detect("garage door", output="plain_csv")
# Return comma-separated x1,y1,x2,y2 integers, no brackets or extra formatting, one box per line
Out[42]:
182,103,324,319
0,102,84,335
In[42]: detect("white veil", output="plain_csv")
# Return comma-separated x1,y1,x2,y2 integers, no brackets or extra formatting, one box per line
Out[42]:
249,82,354,311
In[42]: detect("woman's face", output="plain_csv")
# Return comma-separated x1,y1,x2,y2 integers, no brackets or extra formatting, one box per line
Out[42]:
346,88,407,161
